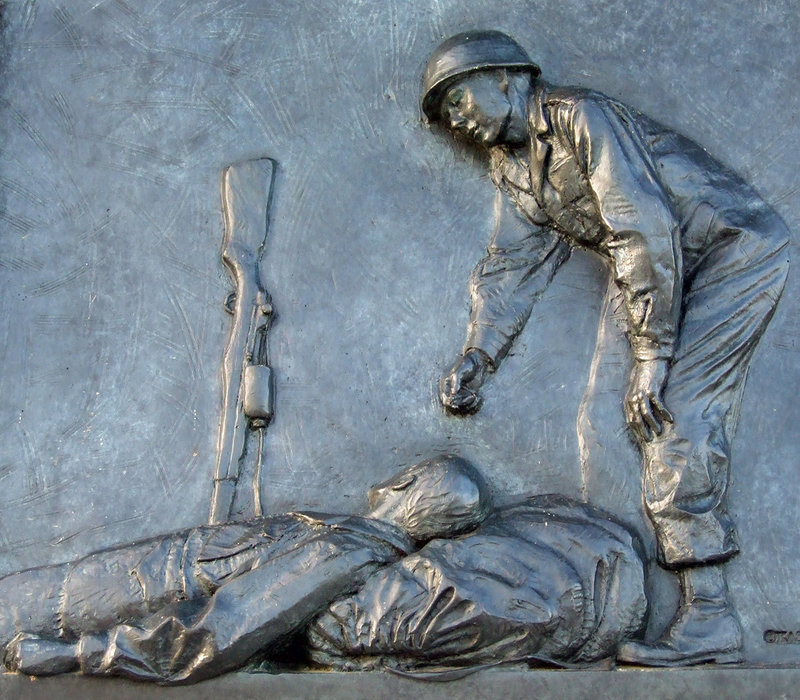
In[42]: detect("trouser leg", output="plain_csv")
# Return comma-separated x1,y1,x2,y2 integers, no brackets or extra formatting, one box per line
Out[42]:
59,532,195,637
642,407,739,567
0,549,153,650
0,531,195,648
0,563,70,649
642,218,788,567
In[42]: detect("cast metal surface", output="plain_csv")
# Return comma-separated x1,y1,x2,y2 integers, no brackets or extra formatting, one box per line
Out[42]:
0,457,649,683
1,0,799,692
426,30,788,666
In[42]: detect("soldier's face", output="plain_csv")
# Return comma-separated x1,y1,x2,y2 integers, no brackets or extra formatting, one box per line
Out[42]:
367,459,427,513
441,73,512,146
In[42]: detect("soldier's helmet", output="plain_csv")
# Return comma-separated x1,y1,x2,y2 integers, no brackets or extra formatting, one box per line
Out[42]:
421,30,540,121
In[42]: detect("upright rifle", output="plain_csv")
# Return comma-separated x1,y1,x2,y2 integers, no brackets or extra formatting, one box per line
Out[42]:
209,158,276,524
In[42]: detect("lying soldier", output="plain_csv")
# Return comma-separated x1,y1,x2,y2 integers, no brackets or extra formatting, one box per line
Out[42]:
309,495,647,670
0,455,647,683
0,455,491,684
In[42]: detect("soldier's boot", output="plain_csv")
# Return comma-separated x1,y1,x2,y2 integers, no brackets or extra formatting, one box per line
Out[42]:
3,633,79,675
617,564,743,666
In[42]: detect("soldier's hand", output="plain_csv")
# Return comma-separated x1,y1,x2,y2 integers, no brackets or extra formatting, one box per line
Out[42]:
624,358,673,442
439,349,492,415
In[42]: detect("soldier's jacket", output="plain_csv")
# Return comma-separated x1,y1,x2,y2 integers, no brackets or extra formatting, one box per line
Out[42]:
466,81,786,364
309,495,647,669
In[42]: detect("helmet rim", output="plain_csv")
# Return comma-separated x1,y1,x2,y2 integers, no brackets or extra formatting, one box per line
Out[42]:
421,31,540,121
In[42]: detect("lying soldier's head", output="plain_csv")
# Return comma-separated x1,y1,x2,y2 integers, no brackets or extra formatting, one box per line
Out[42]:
366,454,492,543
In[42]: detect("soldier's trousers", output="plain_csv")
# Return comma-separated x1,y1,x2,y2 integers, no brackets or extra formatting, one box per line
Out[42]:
641,212,788,567
0,530,202,648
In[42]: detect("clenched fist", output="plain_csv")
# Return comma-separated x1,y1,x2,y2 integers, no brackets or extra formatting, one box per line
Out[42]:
439,349,493,415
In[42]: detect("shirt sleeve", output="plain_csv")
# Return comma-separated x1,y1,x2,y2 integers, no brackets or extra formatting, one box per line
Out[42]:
564,96,682,361
76,532,397,684
464,186,570,367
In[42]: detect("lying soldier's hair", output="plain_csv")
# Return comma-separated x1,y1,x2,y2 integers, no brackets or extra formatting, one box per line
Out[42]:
369,454,492,542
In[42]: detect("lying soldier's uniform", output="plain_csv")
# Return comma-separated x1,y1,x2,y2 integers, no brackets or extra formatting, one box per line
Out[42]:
309,495,647,669
0,513,412,683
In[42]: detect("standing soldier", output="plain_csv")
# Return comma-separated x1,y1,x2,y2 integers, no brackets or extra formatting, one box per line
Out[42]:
423,30,789,665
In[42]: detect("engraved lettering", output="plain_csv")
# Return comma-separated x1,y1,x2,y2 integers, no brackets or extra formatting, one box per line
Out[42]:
763,630,800,644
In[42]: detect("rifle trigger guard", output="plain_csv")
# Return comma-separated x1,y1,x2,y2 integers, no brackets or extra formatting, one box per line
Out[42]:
224,291,236,315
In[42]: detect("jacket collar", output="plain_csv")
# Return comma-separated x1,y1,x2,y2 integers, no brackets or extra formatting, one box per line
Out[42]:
528,80,552,138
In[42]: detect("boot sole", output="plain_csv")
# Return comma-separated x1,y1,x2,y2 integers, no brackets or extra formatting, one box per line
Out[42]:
617,645,744,667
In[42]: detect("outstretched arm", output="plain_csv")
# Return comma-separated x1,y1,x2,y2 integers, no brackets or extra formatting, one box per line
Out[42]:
565,95,682,440
441,187,569,414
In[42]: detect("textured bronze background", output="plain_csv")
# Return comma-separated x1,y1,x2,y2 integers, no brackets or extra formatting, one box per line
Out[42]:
1,0,799,669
